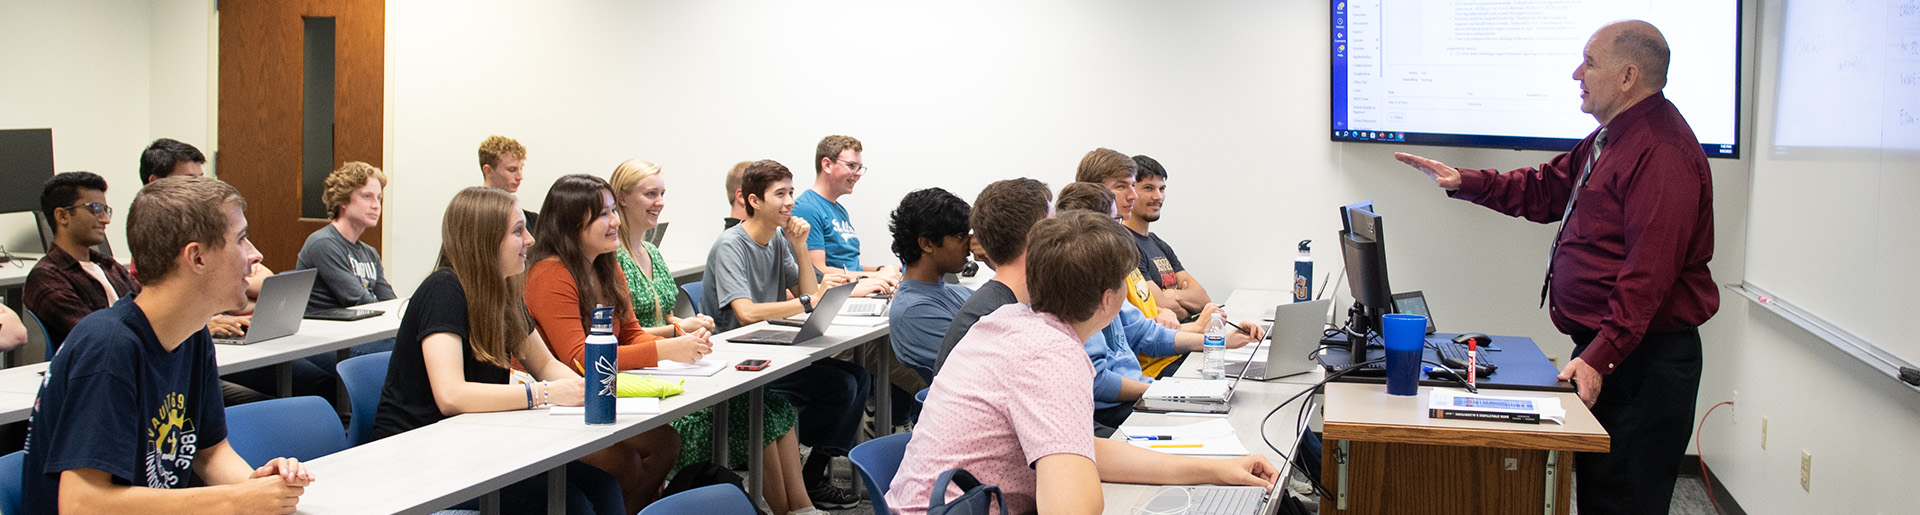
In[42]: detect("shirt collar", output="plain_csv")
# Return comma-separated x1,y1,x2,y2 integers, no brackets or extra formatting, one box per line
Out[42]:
1603,91,1667,135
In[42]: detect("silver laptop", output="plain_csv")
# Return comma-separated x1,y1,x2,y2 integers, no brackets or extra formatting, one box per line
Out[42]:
1125,485,1271,515
727,284,854,345
215,269,317,345
643,222,669,246
1227,299,1333,381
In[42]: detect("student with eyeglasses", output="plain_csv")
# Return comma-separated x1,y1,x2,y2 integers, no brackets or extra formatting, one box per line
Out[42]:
26,172,141,352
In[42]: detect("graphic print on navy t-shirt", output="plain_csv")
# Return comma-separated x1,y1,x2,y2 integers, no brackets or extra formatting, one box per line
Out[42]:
144,391,201,488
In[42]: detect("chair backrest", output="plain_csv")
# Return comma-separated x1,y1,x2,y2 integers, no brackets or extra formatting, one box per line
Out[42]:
680,281,703,316
639,483,755,515
23,308,53,362
224,396,348,464
1,450,25,515
850,432,914,514
336,351,392,447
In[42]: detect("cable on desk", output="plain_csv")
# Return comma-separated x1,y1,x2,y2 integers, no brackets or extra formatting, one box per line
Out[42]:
1257,356,1384,501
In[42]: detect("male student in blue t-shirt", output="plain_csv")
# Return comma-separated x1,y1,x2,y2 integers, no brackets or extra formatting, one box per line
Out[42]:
792,134,896,297
885,187,974,378
23,176,314,514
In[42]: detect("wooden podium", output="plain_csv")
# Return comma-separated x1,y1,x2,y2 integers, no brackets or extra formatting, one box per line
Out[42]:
1320,383,1609,515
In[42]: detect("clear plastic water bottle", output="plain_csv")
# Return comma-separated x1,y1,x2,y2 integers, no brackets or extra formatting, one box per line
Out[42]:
584,305,617,425
1200,312,1229,380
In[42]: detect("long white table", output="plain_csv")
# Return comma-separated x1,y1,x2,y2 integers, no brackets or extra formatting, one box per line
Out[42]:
295,314,895,515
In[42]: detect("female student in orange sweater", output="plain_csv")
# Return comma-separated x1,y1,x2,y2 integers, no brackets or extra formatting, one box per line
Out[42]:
525,173,712,512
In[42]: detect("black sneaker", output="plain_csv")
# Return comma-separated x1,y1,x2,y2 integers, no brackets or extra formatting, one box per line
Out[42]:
807,480,862,510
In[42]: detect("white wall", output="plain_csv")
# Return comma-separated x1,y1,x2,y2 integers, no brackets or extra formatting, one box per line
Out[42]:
0,0,213,259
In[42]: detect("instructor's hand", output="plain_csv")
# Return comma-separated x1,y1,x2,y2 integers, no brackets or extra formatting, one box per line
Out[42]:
1556,357,1603,408
1393,152,1462,191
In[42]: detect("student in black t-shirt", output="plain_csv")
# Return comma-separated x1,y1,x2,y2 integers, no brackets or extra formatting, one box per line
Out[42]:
370,187,622,515
932,178,1052,376
23,176,313,514
1125,155,1213,319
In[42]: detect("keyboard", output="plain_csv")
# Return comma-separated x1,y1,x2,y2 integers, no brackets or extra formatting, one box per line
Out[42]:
1432,340,1496,375
1188,486,1266,515
841,297,887,317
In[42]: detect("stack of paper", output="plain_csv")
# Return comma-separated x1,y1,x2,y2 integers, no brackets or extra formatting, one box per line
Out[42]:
1117,419,1249,456
629,358,728,377
1427,390,1565,425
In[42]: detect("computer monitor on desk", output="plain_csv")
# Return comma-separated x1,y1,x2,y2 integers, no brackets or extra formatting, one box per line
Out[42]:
1337,202,1390,366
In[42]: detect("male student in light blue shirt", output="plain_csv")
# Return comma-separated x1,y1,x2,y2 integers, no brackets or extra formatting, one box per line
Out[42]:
792,134,895,297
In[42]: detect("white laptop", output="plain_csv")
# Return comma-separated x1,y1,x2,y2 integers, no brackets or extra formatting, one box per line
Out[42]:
1227,299,1333,381
215,269,317,345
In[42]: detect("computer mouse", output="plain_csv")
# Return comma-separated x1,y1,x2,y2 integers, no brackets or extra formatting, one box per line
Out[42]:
1452,333,1492,347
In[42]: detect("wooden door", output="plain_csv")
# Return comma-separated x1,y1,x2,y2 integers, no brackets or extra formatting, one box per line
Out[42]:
218,0,383,272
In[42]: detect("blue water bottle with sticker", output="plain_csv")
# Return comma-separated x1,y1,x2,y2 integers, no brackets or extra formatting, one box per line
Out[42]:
585,305,617,425
1293,240,1313,302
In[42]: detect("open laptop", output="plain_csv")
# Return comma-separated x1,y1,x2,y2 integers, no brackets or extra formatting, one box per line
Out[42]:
727,283,854,345
216,269,317,345
1227,299,1332,381
643,222,669,246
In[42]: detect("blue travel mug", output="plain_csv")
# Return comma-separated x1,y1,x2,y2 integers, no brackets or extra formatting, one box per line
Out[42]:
584,306,618,425
1381,314,1427,396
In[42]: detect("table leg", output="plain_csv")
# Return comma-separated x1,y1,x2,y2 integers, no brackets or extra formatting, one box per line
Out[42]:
479,491,501,515
547,464,566,515
712,394,730,464
872,342,892,438
275,363,293,398
748,387,765,502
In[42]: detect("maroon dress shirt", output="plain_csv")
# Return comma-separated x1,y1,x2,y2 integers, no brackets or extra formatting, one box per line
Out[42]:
1450,92,1718,375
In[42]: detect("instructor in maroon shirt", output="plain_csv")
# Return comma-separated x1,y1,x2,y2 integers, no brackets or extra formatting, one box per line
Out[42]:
1394,20,1716,515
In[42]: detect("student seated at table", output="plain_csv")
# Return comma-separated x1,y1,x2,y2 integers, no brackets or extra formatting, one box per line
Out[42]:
930,178,1052,376
1054,183,1264,433
889,211,1279,515
295,161,398,357
370,187,624,515
698,160,868,509
140,138,276,309
28,172,146,350
23,176,315,515
885,187,974,378
524,173,710,512
609,160,819,515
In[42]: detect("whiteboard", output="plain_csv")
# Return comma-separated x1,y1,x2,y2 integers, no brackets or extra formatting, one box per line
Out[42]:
1745,0,1920,375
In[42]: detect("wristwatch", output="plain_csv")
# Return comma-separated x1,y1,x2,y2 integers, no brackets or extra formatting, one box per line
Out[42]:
799,294,814,313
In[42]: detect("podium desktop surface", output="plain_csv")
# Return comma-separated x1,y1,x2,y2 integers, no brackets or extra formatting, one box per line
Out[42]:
1319,333,1574,392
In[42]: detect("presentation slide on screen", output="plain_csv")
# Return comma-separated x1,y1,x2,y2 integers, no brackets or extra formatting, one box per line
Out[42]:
1332,0,1740,155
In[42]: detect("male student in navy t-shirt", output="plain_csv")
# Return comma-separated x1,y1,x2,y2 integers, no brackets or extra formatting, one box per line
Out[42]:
23,176,313,514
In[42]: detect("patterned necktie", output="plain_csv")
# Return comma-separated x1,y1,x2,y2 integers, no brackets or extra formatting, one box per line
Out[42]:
1540,128,1608,308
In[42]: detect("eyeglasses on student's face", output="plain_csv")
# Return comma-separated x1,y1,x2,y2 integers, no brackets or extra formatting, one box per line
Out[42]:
835,159,868,174
64,202,112,218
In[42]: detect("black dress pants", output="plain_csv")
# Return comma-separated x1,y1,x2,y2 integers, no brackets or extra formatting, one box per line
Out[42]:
1571,327,1703,515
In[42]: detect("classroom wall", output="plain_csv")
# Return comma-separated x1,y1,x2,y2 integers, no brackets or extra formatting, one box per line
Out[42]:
4,0,1914,512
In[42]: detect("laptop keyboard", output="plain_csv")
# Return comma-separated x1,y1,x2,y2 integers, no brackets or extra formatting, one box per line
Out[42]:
842,298,887,317
1189,486,1265,514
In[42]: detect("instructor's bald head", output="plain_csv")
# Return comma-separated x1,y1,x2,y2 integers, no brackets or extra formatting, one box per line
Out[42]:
1597,20,1671,91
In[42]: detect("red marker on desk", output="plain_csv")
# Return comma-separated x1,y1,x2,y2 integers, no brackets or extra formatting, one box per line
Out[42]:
1466,338,1478,387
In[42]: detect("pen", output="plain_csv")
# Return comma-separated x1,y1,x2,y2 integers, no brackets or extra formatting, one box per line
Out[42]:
1127,435,1175,441
1151,444,1204,448
1211,306,1252,336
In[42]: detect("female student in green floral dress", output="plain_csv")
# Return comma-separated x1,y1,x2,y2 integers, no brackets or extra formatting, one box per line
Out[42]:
610,159,817,514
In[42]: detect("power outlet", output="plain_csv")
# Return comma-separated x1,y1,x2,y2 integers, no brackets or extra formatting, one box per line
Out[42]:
1801,450,1813,492
1761,416,1768,450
